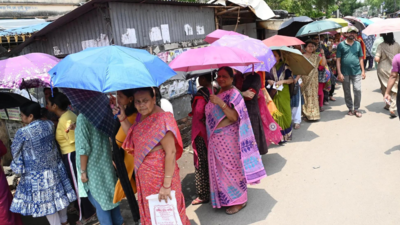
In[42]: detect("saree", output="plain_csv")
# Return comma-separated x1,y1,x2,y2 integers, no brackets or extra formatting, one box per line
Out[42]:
122,112,190,225
301,54,321,121
190,87,212,201
267,64,293,142
257,71,283,146
205,88,266,208
113,113,137,204
376,42,400,112
0,140,22,225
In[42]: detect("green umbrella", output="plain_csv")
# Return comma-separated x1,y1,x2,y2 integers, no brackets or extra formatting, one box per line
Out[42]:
296,20,343,37
270,46,314,75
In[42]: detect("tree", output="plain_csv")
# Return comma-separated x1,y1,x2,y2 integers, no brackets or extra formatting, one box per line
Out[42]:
339,0,364,16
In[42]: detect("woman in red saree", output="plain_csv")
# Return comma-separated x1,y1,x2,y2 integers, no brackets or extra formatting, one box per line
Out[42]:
0,140,22,225
115,87,190,225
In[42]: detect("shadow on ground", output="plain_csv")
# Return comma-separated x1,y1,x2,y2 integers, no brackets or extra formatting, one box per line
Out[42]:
262,153,287,177
365,102,389,115
385,145,400,155
190,188,277,225
290,122,319,143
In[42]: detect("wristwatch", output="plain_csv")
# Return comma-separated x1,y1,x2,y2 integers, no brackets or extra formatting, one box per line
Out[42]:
80,169,87,174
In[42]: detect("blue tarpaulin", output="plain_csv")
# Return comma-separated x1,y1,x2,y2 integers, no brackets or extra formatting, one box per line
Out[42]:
0,22,50,37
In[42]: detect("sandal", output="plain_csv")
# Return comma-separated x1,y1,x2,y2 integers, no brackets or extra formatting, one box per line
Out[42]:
347,110,354,116
294,123,300,130
324,102,329,105
191,197,209,205
384,105,390,110
390,111,397,118
226,203,247,215
76,213,98,225
320,107,325,112
354,110,362,118
330,97,336,101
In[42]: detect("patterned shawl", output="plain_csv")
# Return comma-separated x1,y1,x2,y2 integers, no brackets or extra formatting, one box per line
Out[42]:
205,88,266,184
122,112,183,173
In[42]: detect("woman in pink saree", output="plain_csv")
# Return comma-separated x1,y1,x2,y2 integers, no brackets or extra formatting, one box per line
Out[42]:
206,67,267,215
116,87,190,225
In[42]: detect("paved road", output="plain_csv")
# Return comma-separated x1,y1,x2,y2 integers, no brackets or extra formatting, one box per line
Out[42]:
186,69,400,225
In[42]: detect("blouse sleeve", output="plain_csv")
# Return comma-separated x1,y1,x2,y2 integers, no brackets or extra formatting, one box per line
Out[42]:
285,68,293,80
10,129,25,175
75,115,91,156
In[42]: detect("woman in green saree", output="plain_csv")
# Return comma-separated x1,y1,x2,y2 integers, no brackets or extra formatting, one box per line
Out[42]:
265,50,294,143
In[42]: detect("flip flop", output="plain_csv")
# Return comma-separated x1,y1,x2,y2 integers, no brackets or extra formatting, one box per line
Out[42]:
191,198,209,205
347,110,354,116
226,203,247,215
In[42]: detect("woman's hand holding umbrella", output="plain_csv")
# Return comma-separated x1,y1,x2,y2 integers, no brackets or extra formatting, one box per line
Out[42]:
209,94,225,107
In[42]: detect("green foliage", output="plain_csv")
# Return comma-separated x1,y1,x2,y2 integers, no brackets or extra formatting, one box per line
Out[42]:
366,0,399,14
264,0,363,18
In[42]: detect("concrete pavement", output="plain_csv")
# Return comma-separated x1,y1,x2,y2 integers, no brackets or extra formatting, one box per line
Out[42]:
185,69,400,225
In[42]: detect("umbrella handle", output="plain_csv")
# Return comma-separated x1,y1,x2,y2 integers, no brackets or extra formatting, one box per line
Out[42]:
211,70,214,95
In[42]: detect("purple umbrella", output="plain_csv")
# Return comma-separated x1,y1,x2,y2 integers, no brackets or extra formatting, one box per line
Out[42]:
0,53,60,89
211,35,276,73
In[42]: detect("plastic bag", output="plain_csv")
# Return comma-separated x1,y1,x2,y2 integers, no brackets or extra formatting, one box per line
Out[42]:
146,190,183,225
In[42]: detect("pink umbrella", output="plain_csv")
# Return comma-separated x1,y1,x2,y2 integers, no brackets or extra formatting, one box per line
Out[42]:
169,46,260,72
204,29,245,44
263,35,305,47
362,18,400,35
0,53,60,89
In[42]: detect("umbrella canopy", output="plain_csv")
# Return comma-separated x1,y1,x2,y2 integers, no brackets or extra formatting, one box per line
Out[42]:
269,46,314,75
339,25,359,33
169,46,260,72
263,35,305,47
0,53,60,89
326,18,349,27
278,16,313,37
343,16,365,31
0,92,31,109
49,45,176,93
358,17,374,26
369,17,384,23
173,69,216,80
296,20,343,37
211,35,276,73
204,29,245,44
362,18,400,35
61,88,115,137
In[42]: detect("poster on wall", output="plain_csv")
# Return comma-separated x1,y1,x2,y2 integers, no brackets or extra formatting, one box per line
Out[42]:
6,108,21,121
5,120,23,141
0,109,7,119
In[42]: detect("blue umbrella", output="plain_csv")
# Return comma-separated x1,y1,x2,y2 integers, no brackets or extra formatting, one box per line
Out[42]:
49,45,177,93
358,17,374,26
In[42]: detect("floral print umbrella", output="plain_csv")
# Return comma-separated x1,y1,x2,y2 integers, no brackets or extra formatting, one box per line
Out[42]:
0,53,60,89
211,35,276,73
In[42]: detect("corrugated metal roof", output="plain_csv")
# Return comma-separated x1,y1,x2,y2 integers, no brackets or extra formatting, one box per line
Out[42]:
0,22,51,37
1,0,216,57
110,2,214,47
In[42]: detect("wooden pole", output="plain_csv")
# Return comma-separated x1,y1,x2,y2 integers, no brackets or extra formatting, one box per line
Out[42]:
215,8,219,30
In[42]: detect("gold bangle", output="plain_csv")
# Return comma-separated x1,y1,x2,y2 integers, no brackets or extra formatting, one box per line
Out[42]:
222,103,227,110
164,176,173,178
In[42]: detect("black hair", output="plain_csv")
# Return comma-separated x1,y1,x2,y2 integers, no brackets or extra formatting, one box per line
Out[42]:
218,67,234,78
200,72,216,83
382,33,395,46
119,89,138,116
273,50,282,61
43,87,59,94
20,102,42,119
133,87,156,98
48,92,71,111
41,108,49,119
303,40,317,48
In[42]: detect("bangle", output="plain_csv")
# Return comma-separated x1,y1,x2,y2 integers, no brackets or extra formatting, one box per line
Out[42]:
221,103,227,110
164,176,173,178
80,170,86,174
119,116,127,122
163,184,171,189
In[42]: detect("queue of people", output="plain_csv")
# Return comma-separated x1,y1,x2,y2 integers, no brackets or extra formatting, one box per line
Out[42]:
2,26,399,225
